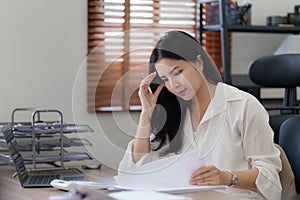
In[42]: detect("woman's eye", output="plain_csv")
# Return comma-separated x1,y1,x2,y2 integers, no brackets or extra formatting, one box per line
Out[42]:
162,78,169,82
174,69,183,76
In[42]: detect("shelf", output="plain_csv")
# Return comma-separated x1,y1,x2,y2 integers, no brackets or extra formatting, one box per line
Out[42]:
199,0,300,85
0,137,92,151
229,25,300,34
199,0,219,3
12,124,93,135
0,152,92,165
203,25,300,34
1,108,94,170
202,25,222,31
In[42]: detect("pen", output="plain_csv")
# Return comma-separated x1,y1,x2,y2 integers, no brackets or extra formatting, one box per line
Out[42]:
68,188,87,200
68,187,116,200
141,73,153,94
229,0,237,8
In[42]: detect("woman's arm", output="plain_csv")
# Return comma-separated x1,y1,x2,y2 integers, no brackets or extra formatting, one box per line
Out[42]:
189,165,258,189
233,168,258,189
132,72,163,163
132,111,152,163
241,94,282,199
190,93,280,195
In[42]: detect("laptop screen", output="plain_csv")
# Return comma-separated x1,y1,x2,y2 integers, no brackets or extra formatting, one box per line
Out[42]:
3,125,28,183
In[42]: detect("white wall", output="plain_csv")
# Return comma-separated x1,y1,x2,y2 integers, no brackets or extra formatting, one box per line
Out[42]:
0,0,87,120
0,0,299,169
232,0,300,74
232,0,300,98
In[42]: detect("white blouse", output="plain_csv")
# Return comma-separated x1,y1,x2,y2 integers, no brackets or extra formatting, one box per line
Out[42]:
118,83,282,200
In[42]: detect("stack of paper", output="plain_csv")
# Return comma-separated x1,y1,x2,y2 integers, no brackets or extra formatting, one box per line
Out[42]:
114,151,227,193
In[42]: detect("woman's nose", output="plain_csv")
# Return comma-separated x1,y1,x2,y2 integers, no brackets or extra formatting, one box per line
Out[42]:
169,77,180,89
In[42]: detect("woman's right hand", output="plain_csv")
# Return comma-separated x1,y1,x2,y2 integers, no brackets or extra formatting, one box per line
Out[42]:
138,72,164,116
133,72,163,162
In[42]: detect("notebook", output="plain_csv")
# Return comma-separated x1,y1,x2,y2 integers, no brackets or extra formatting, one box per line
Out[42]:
2,124,86,187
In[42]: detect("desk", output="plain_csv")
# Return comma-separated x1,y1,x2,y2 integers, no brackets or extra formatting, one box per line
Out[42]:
0,164,240,200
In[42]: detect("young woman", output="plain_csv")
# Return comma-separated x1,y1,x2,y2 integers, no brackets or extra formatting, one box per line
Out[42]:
118,30,282,199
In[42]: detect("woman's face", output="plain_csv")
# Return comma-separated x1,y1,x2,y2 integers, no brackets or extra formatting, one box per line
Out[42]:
155,58,204,101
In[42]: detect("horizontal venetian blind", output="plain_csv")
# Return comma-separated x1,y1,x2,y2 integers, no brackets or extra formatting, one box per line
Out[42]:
87,0,198,112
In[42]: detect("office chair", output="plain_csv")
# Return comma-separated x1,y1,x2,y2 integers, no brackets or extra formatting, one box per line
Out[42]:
275,144,297,199
279,116,300,194
249,54,300,143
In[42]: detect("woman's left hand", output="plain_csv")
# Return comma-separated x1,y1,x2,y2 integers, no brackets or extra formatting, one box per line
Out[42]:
189,165,231,186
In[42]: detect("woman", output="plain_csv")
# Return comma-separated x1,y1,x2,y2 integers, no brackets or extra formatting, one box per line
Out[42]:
118,31,282,199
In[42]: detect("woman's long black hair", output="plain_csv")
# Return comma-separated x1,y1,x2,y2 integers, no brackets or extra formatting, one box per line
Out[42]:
149,31,222,153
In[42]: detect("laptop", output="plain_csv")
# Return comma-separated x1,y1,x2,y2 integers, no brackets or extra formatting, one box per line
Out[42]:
2,124,86,187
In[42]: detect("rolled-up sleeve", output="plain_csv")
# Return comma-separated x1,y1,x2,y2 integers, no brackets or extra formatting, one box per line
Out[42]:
118,140,161,173
242,95,282,200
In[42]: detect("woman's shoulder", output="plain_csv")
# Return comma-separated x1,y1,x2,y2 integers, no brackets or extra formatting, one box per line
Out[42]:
217,82,265,109
216,82,262,105
217,82,251,97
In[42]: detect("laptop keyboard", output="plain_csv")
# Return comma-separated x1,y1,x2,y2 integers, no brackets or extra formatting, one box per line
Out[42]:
28,175,60,185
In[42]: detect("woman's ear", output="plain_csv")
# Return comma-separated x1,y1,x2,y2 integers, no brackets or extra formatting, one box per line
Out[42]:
197,55,204,71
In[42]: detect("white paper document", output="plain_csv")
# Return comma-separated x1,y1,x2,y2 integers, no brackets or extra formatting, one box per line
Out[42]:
114,151,227,192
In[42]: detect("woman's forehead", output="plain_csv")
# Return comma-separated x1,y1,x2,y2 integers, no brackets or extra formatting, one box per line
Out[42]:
156,58,178,67
155,58,197,75
155,59,184,72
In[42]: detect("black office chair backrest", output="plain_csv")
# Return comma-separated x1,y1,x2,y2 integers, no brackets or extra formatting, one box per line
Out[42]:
279,116,300,193
249,54,300,87
249,54,300,107
270,114,299,144
249,54,300,143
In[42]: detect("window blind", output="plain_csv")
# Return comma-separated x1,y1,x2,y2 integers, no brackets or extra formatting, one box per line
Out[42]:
87,0,198,112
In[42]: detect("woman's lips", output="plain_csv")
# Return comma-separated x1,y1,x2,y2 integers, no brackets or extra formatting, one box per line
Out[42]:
176,88,187,97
